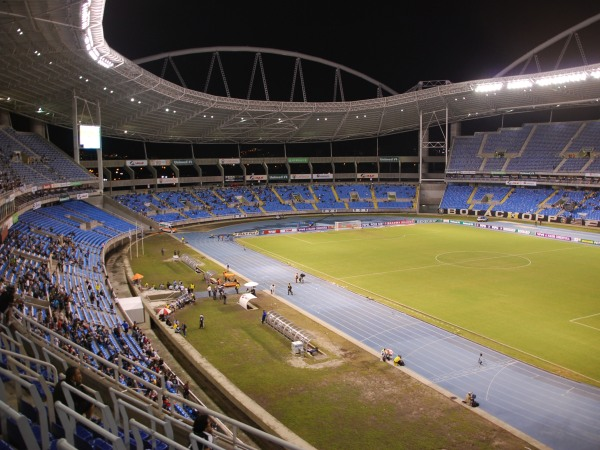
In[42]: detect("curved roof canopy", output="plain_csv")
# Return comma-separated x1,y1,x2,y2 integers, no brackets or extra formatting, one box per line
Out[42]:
1,1,600,145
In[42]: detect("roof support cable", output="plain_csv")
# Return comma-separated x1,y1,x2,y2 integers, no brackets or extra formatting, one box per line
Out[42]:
168,56,187,89
297,59,307,102
247,53,259,100
203,52,217,93
215,52,231,98
574,32,588,66
160,57,168,79
290,58,300,102
257,53,270,101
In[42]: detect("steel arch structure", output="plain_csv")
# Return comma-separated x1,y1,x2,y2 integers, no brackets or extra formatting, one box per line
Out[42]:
0,1,599,149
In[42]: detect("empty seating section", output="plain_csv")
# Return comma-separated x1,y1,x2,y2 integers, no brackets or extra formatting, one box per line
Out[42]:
336,183,372,200
312,184,345,210
13,132,94,182
447,134,484,172
570,191,600,220
481,124,533,157
492,187,554,214
442,120,600,219
439,185,474,210
448,121,600,175
273,185,315,211
111,183,419,216
253,186,293,213
481,156,506,172
538,189,587,216
114,193,158,215
214,186,256,205
564,120,600,156
440,184,600,220
0,127,95,185
191,188,240,216
560,156,589,172
213,186,262,215
560,122,600,173
274,184,313,202
471,185,511,203
506,123,578,172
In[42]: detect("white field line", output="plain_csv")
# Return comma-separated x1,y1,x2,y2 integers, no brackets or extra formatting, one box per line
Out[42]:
570,312,600,332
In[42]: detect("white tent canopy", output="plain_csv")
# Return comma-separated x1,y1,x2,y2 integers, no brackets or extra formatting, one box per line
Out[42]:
238,293,257,310
119,296,145,323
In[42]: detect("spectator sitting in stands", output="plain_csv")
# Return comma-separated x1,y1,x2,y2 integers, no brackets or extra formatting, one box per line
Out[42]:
53,366,95,421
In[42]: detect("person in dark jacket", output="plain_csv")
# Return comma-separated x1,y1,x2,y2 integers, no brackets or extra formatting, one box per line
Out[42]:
53,366,94,420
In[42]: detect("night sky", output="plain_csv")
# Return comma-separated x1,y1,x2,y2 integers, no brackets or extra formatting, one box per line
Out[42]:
102,2,600,98
43,3,600,157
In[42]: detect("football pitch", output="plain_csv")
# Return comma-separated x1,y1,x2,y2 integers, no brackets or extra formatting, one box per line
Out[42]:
239,222,600,385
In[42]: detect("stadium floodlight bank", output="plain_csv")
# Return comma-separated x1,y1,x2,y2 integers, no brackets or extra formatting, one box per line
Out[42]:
334,220,362,231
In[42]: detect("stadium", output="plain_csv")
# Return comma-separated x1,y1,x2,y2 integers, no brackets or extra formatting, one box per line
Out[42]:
0,2,599,449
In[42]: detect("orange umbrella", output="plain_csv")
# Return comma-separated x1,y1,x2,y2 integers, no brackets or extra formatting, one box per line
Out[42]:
132,273,144,281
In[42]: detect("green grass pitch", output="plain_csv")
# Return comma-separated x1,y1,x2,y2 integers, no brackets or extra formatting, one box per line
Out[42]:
239,222,600,385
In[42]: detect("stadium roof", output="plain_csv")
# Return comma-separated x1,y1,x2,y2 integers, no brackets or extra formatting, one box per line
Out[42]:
1,1,600,145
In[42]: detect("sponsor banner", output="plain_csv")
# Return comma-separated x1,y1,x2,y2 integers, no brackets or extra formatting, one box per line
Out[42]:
506,180,537,186
59,195,70,202
536,232,572,241
233,230,259,237
219,158,240,164
313,173,333,179
261,228,298,234
225,175,244,182
51,182,71,189
442,208,600,230
288,157,309,163
76,193,89,200
290,174,312,180
126,160,148,167
149,159,170,166
33,201,42,210
157,177,178,184
580,238,600,245
383,220,416,226
268,174,289,181
358,173,378,179
246,174,267,181
352,208,370,213
298,226,317,232
174,159,194,165
362,221,384,228
379,156,399,162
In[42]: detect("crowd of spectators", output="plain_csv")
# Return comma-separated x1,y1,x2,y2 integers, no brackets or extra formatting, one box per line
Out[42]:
0,204,198,419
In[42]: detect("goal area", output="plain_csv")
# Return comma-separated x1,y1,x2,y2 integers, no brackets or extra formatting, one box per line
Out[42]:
334,220,362,231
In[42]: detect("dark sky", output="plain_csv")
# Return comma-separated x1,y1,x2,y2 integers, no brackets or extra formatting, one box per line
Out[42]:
102,2,600,99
